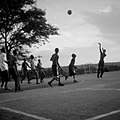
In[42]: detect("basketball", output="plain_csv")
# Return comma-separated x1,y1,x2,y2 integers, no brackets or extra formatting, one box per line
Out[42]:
67,10,72,15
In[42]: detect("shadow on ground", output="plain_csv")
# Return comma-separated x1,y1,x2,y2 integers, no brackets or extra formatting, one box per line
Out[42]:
0,79,79,94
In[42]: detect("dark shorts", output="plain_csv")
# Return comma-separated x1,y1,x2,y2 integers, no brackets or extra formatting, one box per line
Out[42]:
38,69,45,79
1,70,9,82
69,66,76,76
52,65,58,76
98,60,104,68
9,68,18,80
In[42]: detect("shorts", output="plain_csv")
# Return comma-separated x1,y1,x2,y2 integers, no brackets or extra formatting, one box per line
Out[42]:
52,65,58,76
69,66,76,76
1,70,9,82
9,68,18,80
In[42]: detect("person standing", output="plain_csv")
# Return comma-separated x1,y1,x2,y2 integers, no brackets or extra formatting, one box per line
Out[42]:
21,59,31,83
48,48,64,87
69,53,77,83
9,49,21,92
37,59,45,83
0,47,10,90
29,55,39,84
97,43,106,78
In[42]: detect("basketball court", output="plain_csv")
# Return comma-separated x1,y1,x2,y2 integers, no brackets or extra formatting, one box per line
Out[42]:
0,71,120,120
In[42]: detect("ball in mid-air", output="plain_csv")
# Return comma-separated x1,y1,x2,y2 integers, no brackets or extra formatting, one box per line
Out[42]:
67,10,72,15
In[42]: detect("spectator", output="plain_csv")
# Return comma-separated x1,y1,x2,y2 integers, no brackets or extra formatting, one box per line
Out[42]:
37,59,45,83
9,49,21,92
0,47,10,90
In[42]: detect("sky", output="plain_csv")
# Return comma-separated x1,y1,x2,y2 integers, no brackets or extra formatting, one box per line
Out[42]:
29,0,120,68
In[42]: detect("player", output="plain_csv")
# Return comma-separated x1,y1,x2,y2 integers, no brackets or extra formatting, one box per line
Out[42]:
69,53,77,83
21,59,31,83
97,43,106,78
48,48,64,87
37,59,45,83
29,55,39,84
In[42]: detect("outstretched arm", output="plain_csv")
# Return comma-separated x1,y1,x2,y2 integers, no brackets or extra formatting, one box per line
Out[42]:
98,43,102,53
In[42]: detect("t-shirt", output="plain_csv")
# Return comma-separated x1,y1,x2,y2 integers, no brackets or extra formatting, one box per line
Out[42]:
37,62,42,69
69,58,75,67
50,53,59,66
30,59,36,70
9,54,17,69
22,62,28,71
0,53,8,71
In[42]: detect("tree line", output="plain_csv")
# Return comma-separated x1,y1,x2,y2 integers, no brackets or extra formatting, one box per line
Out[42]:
39,62,120,78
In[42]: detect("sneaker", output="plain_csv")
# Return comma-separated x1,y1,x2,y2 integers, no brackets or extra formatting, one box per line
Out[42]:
48,82,53,87
58,83,64,86
73,80,78,83
40,80,43,83
36,82,40,84
100,75,103,78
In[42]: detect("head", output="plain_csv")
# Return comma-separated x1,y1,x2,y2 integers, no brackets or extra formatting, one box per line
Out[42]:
38,59,41,63
30,55,34,59
103,49,106,53
23,59,26,62
72,54,76,58
55,48,59,54
13,49,18,56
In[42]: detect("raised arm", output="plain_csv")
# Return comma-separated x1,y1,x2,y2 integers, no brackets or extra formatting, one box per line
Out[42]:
98,43,102,53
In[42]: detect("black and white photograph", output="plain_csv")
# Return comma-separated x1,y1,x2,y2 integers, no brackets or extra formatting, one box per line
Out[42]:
0,0,120,120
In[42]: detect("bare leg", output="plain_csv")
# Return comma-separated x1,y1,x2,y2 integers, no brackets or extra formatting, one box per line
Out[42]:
48,77,55,87
100,65,104,78
58,76,64,86
73,75,77,83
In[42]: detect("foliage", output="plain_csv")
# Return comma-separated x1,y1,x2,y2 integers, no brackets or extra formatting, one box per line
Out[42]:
0,0,59,57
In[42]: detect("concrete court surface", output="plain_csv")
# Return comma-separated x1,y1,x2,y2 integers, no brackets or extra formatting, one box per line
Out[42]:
0,71,120,120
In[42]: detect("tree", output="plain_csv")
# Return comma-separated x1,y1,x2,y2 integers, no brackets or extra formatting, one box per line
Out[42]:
0,0,59,58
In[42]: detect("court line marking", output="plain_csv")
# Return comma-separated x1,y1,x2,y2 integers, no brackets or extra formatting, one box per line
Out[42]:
85,109,120,120
0,97,31,103
62,88,120,93
0,106,51,120
0,88,120,120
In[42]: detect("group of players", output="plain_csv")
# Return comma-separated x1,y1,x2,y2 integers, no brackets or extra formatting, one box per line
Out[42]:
0,43,106,92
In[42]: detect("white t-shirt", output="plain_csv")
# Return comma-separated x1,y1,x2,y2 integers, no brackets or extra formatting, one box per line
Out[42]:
0,53,8,71
30,59,36,70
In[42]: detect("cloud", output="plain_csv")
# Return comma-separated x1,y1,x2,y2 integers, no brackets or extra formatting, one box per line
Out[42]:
90,6,112,14
82,3,120,47
29,0,120,67
38,24,103,50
